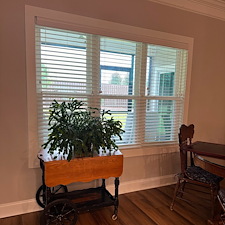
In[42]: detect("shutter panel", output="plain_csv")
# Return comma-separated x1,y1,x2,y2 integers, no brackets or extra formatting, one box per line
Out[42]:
99,37,138,145
144,45,188,143
36,26,95,144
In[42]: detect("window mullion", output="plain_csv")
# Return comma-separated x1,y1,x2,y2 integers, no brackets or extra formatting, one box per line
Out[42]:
135,43,148,145
139,44,147,97
87,34,100,109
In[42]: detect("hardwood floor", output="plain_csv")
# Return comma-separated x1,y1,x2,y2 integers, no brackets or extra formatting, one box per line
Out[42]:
0,184,217,225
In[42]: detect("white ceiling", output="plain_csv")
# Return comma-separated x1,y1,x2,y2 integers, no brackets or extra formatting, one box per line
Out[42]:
148,0,225,21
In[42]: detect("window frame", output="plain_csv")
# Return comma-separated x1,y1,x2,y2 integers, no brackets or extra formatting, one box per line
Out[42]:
25,5,194,168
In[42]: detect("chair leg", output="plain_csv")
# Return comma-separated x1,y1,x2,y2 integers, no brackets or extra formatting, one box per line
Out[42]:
179,180,186,198
170,176,183,210
210,185,219,219
207,199,224,225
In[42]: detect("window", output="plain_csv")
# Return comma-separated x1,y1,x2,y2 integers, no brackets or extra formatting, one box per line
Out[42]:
25,6,193,167
36,26,188,149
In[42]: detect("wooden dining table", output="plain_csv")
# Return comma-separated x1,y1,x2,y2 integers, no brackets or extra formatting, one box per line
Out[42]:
190,141,225,160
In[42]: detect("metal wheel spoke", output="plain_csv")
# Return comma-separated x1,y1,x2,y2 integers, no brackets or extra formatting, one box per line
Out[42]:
62,209,75,217
54,205,59,214
48,214,55,218
48,217,58,224
63,216,73,222
61,203,67,212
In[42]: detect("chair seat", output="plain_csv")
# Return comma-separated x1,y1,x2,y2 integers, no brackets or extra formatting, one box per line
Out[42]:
185,166,223,185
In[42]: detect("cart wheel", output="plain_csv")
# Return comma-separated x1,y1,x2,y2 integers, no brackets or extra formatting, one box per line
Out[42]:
41,199,78,225
112,214,118,220
36,185,68,208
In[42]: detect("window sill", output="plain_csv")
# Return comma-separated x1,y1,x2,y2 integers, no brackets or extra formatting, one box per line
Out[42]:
120,144,179,158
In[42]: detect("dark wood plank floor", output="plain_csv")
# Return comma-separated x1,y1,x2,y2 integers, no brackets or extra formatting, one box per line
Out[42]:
0,184,217,225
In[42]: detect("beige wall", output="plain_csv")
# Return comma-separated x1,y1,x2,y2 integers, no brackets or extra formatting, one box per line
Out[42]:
0,0,225,205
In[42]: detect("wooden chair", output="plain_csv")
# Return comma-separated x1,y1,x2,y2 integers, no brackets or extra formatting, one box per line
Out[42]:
170,124,223,218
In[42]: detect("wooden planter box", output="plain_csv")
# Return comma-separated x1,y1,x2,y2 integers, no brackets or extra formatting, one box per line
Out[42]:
40,151,123,187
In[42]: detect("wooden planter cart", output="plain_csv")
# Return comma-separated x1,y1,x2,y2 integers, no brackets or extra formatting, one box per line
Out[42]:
36,150,123,225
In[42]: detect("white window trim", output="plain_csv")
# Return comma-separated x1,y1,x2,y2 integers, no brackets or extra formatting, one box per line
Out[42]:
25,5,193,168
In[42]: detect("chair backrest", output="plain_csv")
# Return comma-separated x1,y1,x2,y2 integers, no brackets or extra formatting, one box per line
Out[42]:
178,124,195,173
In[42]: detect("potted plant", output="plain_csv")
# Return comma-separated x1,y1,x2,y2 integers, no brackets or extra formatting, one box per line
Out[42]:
42,98,125,161
38,98,125,187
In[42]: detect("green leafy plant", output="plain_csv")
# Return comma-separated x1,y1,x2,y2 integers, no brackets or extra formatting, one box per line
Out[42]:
42,99,125,161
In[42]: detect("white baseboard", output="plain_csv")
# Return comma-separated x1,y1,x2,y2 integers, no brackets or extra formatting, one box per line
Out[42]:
107,174,176,194
0,174,176,219
0,198,42,219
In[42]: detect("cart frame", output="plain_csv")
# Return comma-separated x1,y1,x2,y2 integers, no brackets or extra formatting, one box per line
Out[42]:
37,152,123,224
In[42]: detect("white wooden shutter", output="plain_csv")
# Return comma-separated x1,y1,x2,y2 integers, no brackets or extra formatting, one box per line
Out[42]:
144,45,188,144
99,37,139,145
35,25,188,149
35,26,97,144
